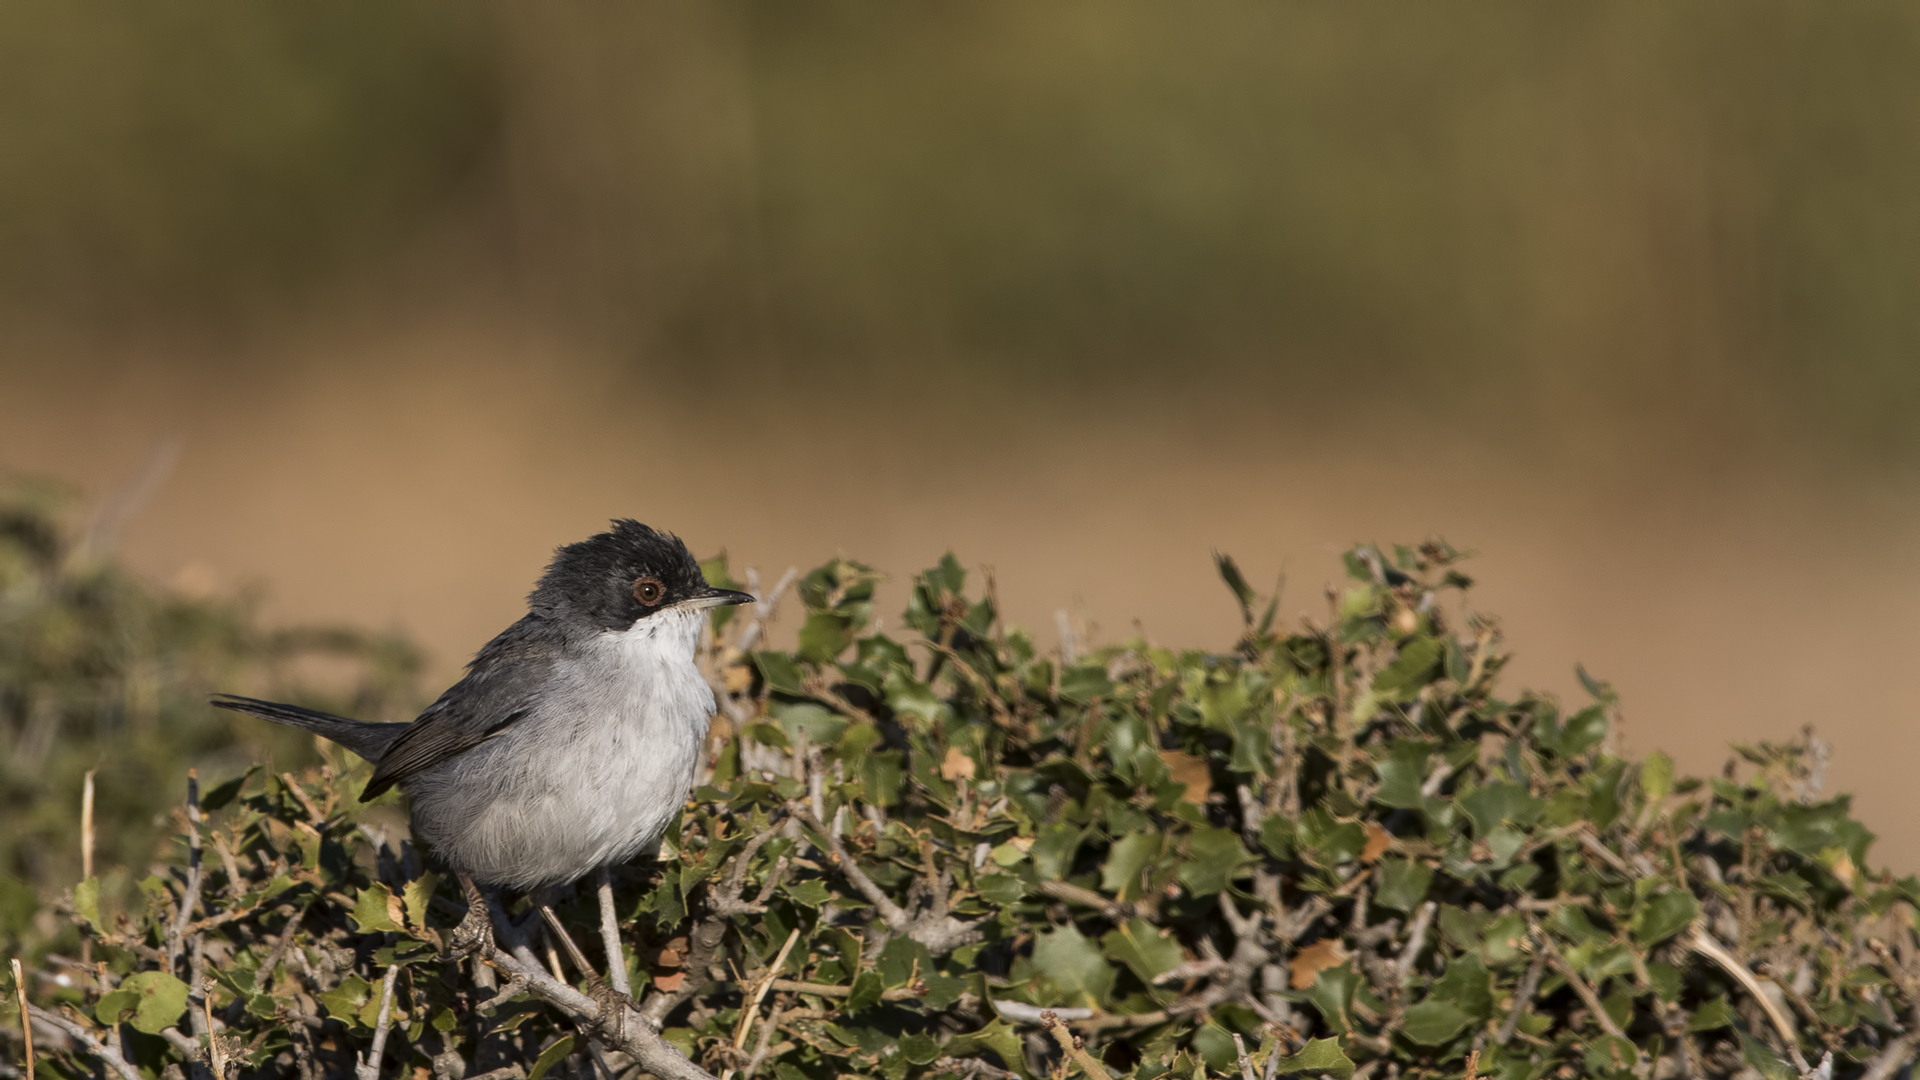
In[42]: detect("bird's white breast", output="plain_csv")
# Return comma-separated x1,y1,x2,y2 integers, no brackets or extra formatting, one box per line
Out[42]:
410,607,715,890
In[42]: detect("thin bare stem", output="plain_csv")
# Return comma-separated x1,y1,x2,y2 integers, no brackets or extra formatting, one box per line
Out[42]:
1040,1011,1116,1080
484,943,719,1080
732,930,800,1050
1233,1032,1257,1080
1494,954,1548,1047
597,870,632,996
354,965,401,1080
1687,923,1810,1074
1531,931,1632,1044
12,959,32,1080
169,771,206,971
23,1003,140,1080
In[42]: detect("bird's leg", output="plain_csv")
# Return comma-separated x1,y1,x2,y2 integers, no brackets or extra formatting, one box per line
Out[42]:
538,903,636,1035
596,868,633,996
448,871,495,959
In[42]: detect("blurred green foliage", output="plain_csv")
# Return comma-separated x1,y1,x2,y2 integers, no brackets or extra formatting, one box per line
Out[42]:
0,476,421,928
8,524,1917,1079
5,6,1920,460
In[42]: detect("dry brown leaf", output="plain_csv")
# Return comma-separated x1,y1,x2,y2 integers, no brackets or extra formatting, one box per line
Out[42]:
723,664,753,693
1289,938,1350,990
652,970,687,992
940,746,977,781
1159,749,1211,804
1360,822,1392,863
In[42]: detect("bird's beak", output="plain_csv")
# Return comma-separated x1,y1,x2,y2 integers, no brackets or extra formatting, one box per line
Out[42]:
678,587,756,611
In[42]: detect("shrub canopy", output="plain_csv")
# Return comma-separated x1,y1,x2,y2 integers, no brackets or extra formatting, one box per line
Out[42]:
4,504,1917,1080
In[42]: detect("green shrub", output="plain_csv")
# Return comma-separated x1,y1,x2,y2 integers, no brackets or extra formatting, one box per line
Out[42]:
6,519,1918,1080
0,476,420,926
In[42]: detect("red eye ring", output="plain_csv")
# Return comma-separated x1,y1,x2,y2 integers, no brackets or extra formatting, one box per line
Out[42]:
633,577,666,605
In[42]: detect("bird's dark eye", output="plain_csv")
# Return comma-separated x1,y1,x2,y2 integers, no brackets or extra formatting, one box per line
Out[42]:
633,577,665,605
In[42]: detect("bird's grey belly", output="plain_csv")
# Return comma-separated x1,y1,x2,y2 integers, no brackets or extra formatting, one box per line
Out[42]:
405,705,705,891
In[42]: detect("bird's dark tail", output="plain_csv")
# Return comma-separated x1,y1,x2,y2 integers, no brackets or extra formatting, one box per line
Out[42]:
210,694,407,764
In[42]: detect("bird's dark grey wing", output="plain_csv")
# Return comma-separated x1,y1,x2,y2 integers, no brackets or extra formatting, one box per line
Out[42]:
360,616,560,801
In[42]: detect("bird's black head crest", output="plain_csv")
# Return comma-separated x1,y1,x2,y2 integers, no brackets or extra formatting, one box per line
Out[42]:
528,520,710,630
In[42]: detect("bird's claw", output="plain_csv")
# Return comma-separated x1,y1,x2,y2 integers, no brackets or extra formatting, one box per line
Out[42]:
587,978,636,1036
447,901,495,959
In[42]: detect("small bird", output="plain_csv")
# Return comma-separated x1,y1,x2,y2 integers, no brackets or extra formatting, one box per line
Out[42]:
212,520,752,958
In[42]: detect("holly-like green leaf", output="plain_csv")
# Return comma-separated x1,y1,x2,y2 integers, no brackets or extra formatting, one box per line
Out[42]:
899,1032,941,1065
1402,998,1472,1045
1102,832,1160,895
1374,858,1432,912
1373,741,1432,810
350,883,404,934
1631,891,1699,946
943,1019,1030,1080
318,975,372,1029
1031,923,1114,1008
1459,783,1543,840
1373,636,1443,696
1269,1037,1356,1078
1430,952,1494,1020
1177,827,1250,897
1103,919,1185,983
1689,996,1736,1031
753,652,806,696
846,970,884,1014
1059,665,1115,704
796,611,855,663
1304,964,1359,1033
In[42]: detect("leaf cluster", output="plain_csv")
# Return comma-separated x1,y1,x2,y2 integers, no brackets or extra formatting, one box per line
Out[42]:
0,476,421,945
7,530,1920,1080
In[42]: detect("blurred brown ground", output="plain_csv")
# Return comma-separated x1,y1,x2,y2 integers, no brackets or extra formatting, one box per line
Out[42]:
4,6,1920,861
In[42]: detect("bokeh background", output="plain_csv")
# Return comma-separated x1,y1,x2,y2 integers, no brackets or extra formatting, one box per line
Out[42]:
6,6,1920,861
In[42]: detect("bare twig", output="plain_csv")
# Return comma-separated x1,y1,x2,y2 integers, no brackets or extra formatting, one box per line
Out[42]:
485,943,719,1080
1531,930,1631,1044
354,965,400,1080
733,930,800,1050
1233,1032,1258,1080
992,1001,1094,1023
1687,923,1810,1074
278,773,327,826
764,979,920,1002
23,1003,140,1080
79,770,95,967
1494,953,1548,1047
78,436,181,560
1858,1034,1920,1080
1038,880,1139,922
1040,1011,1115,1080
597,870,632,996
11,960,31,1080
169,772,206,971
927,1058,1017,1080
789,801,983,954
742,998,784,1077
258,902,311,993
639,832,778,1028
538,907,596,980
1396,901,1437,986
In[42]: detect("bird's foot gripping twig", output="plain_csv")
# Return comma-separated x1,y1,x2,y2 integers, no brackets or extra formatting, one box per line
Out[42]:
540,904,638,1037
447,872,495,959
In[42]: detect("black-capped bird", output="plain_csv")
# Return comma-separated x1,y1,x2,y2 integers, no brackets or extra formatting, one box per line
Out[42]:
213,521,752,958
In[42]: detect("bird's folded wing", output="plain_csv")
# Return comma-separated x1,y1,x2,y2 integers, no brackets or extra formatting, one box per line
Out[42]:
360,702,529,801
360,631,557,801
